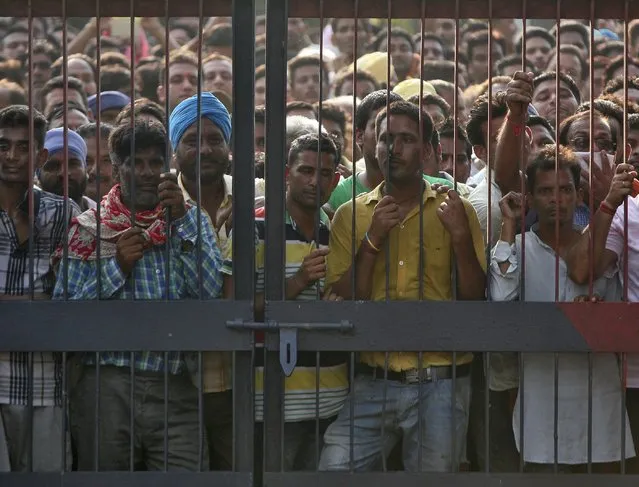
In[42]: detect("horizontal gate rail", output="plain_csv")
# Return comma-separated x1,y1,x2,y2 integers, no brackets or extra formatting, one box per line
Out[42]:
264,301,639,353
3,0,639,19
0,301,254,351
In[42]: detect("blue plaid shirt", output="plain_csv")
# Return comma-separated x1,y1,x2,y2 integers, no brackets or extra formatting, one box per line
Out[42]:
53,207,223,374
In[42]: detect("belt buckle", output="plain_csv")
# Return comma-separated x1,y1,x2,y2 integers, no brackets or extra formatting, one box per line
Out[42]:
403,367,432,384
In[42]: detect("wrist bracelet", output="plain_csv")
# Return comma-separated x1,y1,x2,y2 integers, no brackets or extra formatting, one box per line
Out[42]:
599,201,617,217
364,232,381,253
506,113,524,137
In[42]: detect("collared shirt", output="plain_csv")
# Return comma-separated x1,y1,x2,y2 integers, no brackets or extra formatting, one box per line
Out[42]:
489,228,632,464
52,207,223,375
179,173,265,393
327,182,486,371
222,208,349,422
0,188,79,405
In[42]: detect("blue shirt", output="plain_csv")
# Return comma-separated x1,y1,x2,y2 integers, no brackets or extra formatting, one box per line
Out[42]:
53,206,223,374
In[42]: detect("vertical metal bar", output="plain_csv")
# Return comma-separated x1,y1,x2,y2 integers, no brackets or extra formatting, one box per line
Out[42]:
129,352,135,470
95,7,102,298
518,351,525,472
232,0,256,474
264,0,288,472
553,352,559,472
519,0,527,302
621,1,630,473
381,352,389,471
94,354,101,470
349,351,355,472
483,352,490,472
350,0,359,300
27,2,35,301
164,351,169,470
62,0,70,302
554,2,561,303
60,351,68,472
587,352,593,472
451,351,457,473
198,351,204,470
27,352,34,472
384,0,392,302
315,351,321,469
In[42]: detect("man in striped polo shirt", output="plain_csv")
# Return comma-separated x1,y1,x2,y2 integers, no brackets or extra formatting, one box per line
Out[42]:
223,132,347,470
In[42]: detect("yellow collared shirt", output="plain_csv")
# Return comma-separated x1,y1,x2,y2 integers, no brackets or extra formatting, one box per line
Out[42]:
326,182,486,371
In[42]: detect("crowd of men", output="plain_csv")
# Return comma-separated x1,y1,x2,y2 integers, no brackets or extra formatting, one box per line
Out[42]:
1,14,639,475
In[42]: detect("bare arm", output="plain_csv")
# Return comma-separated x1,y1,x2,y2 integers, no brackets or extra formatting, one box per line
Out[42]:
327,241,379,300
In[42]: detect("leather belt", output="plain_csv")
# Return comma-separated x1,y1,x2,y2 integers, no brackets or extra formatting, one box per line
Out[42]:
356,363,471,384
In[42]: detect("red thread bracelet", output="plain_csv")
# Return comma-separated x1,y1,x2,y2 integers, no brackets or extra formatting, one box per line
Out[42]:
506,113,525,137
599,201,617,217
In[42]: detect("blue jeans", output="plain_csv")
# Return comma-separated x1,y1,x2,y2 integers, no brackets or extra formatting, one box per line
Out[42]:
319,374,471,472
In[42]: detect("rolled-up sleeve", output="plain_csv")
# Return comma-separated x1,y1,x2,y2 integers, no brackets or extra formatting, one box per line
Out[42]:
489,240,520,301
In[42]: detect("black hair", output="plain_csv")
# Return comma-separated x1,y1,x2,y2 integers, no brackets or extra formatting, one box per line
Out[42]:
414,32,444,53
371,27,414,53
46,100,89,125
439,118,473,160
603,75,639,97
255,64,266,81
629,113,639,130
465,91,508,147
286,101,317,118
597,41,625,59
496,55,535,76
170,22,198,41
576,99,624,139
0,104,47,149
332,69,380,97
354,89,402,133
3,25,29,40
0,60,24,85
533,71,581,105
288,55,329,86
31,40,58,64
85,36,121,60
113,98,167,127
558,109,613,151
39,76,88,112
316,103,347,137
514,27,555,54
99,51,131,70
604,56,639,84
407,93,451,119
375,100,435,146
467,30,507,62
0,79,26,105
287,132,340,167
76,122,115,141
109,118,167,166
546,45,588,81
422,60,455,83
527,115,555,140
100,67,132,93
552,21,590,53
205,24,233,48
526,144,581,192
136,64,161,102
51,53,97,80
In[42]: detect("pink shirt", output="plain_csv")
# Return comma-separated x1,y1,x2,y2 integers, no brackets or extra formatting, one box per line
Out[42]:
606,195,639,387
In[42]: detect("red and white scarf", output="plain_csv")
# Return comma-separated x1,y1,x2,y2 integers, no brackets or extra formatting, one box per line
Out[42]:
55,184,168,262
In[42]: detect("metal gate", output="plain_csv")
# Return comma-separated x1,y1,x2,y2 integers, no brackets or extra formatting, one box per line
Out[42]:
1,0,639,486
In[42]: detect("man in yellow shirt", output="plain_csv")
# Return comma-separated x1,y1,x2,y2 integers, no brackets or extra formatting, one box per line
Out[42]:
319,100,486,472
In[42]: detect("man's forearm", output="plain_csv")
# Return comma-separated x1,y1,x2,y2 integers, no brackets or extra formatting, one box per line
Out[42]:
567,207,615,284
494,111,525,194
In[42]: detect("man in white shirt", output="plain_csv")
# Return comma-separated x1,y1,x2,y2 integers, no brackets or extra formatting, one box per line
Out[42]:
490,145,634,471
566,160,639,473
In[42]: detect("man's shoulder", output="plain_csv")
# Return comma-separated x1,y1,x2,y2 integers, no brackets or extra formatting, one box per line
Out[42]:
37,188,81,216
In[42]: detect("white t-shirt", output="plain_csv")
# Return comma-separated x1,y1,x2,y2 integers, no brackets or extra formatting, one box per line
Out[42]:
606,195,639,388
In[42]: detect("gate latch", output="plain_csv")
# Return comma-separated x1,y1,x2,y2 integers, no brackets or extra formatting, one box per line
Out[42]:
227,320,353,376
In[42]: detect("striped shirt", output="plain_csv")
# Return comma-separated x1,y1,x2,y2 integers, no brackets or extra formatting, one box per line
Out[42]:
52,206,223,375
0,188,79,405
223,208,349,422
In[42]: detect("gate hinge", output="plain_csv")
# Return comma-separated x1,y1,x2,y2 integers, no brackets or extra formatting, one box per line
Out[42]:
227,320,353,376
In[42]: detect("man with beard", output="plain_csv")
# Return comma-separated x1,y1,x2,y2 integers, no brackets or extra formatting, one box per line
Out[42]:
54,119,223,471
40,127,95,211
0,105,77,472
170,91,263,470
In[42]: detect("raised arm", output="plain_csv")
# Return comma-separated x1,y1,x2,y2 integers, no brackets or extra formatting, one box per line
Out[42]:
494,72,534,195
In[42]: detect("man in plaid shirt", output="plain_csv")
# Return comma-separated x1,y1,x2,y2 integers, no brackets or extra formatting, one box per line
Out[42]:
53,119,223,470
0,105,78,472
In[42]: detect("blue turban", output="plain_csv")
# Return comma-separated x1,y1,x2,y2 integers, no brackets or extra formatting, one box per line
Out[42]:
599,29,620,41
169,92,232,150
44,128,88,166
87,91,131,114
